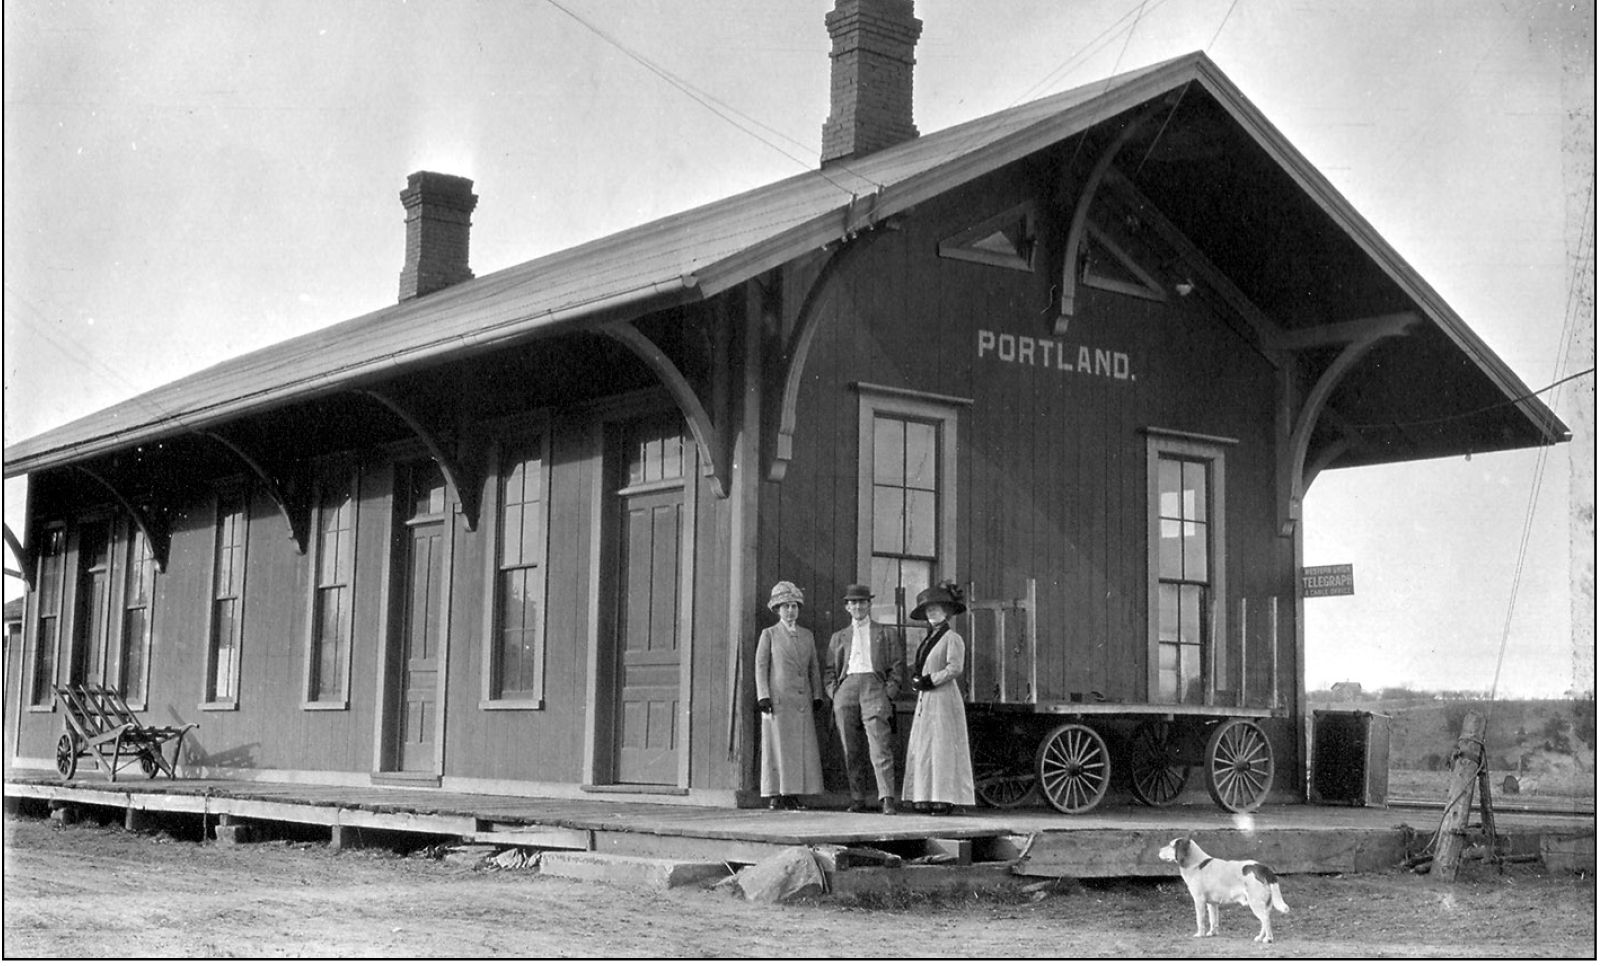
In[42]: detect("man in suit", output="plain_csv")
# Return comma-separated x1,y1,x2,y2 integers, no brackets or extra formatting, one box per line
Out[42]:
825,583,907,814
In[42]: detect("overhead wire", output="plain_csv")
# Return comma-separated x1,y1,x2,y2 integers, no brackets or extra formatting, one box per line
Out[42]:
542,0,875,200
1485,174,1595,704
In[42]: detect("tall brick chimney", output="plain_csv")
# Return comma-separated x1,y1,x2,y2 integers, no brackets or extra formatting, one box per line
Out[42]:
397,171,478,302
820,0,923,165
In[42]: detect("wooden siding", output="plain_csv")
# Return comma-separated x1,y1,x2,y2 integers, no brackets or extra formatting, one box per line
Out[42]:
759,162,1299,785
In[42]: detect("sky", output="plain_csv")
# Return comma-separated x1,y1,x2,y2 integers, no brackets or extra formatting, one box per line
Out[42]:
2,0,1594,697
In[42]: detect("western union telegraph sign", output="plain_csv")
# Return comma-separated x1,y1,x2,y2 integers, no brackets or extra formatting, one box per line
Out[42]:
1301,564,1354,597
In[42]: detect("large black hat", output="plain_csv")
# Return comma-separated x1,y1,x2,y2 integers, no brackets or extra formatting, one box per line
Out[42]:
842,583,874,601
910,582,966,621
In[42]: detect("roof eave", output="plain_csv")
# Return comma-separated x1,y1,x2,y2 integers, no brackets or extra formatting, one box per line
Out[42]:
3,274,703,477
1187,59,1570,447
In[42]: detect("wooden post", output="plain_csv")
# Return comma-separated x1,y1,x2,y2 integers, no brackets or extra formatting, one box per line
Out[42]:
1238,598,1248,705
1268,596,1279,709
1477,764,1500,871
1431,711,1485,880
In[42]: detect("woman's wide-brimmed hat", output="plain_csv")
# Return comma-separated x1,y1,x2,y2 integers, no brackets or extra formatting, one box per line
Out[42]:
910,582,966,621
767,580,805,612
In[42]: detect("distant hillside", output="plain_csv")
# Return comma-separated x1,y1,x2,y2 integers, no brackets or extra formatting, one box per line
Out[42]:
1306,692,1595,784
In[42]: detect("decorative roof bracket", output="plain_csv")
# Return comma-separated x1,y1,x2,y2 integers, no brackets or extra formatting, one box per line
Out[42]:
71,465,171,573
767,236,875,482
202,430,311,553
1056,101,1167,333
3,523,32,589
358,388,483,531
600,321,730,499
1279,312,1418,535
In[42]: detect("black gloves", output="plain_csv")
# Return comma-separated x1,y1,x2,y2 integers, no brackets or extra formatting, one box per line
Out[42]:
757,697,774,714
813,698,824,712
912,674,934,691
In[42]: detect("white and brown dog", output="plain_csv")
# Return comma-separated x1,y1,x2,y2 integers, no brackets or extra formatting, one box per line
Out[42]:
1157,836,1290,943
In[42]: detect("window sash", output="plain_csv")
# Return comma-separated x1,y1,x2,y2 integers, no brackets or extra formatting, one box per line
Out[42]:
117,525,156,707
484,431,550,707
1145,431,1230,707
207,494,248,706
29,527,66,706
306,477,357,707
857,388,963,670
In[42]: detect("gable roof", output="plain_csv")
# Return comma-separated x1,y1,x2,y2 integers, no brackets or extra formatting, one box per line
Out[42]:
3,52,1566,475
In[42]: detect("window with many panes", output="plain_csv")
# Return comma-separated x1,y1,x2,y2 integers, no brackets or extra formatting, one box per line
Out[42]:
70,520,112,686
857,387,962,663
305,473,357,707
1145,430,1229,705
29,526,66,707
115,524,157,707
206,490,248,707
484,433,550,707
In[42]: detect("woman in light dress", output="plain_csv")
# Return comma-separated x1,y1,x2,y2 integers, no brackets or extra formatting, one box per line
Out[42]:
755,580,824,810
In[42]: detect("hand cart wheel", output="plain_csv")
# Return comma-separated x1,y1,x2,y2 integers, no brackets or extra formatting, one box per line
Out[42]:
1036,722,1110,814
974,761,1036,808
1128,720,1191,806
55,733,79,780
1206,718,1275,813
139,749,161,779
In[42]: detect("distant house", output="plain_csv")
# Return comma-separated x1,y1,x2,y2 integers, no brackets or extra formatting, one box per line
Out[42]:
1330,682,1365,702
2,1,1566,805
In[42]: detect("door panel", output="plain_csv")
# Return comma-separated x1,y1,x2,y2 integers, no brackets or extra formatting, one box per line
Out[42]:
398,521,443,772
616,489,682,784
386,461,448,775
606,413,687,786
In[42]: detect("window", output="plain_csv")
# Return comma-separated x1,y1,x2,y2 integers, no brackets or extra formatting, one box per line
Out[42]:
483,433,550,707
28,526,66,707
938,202,1037,272
305,473,357,707
115,524,157,707
205,490,248,707
857,386,963,663
1145,430,1230,705
70,521,113,686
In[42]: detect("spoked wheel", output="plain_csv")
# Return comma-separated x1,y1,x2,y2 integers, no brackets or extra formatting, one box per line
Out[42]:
56,734,78,780
139,750,162,779
1129,721,1191,807
1036,723,1111,814
974,760,1037,809
1206,718,1275,813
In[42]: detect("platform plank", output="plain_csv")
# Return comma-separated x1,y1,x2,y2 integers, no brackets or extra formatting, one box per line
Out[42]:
5,772,1589,881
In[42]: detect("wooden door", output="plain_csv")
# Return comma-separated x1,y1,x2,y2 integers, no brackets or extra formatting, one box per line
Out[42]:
608,416,686,785
388,462,447,773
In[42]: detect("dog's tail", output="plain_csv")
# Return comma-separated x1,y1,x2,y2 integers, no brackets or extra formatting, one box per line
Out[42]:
1246,863,1291,915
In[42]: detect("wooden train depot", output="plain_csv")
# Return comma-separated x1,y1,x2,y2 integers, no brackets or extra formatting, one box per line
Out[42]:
3,1,1567,831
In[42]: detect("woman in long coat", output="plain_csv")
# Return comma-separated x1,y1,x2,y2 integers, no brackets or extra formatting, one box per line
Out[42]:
901,581,975,813
755,580,824,810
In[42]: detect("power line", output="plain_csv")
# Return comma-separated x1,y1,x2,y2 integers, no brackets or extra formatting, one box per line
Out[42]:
1346,367,1593,432
542,0,870,199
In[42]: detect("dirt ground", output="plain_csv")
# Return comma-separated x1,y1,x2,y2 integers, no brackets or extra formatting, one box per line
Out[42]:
1,812,1595,959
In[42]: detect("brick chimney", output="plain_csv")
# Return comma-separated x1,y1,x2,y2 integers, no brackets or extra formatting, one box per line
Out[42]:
397,171,478,302
820,0,923,165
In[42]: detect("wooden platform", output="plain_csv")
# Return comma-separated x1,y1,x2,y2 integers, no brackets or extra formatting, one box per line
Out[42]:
4,770,1592,880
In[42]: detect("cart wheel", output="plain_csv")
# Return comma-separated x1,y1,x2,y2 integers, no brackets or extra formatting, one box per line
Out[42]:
1129,721,1191,807
139,750,161,779
974,760,1036,809
1036,723,1110,814
1206,718,1275,813
55,734,78,780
